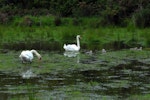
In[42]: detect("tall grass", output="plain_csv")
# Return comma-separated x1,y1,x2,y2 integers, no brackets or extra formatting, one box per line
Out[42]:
0,16,150,51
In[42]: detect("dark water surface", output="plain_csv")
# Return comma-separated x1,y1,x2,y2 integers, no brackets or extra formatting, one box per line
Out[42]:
0,50,150,100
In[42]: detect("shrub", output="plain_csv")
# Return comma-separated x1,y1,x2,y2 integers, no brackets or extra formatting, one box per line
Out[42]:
20,16,34,27
72,18,81,26
133,8,150,28
72,2,99,17
54,16,62,26
0,12,9,24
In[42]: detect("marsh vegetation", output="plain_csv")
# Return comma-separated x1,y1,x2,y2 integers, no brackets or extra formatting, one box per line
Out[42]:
0,50,150,100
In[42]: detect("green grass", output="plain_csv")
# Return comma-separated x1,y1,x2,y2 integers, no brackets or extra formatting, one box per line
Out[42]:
126,94,150,100
0,16,150,50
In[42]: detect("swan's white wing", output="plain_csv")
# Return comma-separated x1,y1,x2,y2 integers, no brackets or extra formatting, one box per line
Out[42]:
20,50,33,62
64,44,79,51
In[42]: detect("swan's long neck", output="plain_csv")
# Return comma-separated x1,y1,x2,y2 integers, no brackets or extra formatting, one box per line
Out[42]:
77,36,80,48
31,50,41,59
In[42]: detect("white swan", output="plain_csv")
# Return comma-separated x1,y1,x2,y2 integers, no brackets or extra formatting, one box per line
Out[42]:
63,35,81,51
19,50,41,63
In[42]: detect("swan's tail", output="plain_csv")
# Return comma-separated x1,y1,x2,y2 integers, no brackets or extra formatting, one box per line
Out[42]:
63,44,66,49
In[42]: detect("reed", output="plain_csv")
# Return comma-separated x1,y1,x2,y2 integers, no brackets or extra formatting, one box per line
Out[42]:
0,16,149,51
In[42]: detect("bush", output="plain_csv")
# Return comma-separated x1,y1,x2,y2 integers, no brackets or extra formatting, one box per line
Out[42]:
54,16,62,26
72,2,100,17
133,8,150,28
72,18,81,26
0,12,9,24
20,16,34,27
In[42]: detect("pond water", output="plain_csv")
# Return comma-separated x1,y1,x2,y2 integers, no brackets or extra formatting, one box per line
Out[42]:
0,50,150,100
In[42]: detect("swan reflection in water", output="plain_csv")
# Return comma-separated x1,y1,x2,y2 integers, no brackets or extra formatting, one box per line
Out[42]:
64,51,80,63
20,66,36,79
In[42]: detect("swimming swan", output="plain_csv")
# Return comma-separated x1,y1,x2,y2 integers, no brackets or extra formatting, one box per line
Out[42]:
63,35,81,51
19,50,41,63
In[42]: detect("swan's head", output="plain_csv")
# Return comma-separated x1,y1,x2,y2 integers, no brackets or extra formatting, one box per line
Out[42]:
37,54,42,61
31,50,42,61
77,35,80,38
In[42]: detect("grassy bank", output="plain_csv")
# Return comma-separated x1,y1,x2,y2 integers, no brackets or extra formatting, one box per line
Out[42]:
0,16,150,51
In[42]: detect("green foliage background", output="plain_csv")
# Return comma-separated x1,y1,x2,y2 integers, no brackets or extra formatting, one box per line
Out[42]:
0,0,150,27
0,0,150,50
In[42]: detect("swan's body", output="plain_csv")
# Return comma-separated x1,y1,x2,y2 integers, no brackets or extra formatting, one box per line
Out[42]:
137,47,142,51
19,50,41,63
85,50,93,55
130,47,142,51
63,35,80,51
102,49,106,54
130,47,138,50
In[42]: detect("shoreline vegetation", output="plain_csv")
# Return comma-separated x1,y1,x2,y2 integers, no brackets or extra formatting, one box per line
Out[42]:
0,16,149,51
0,0,149,51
